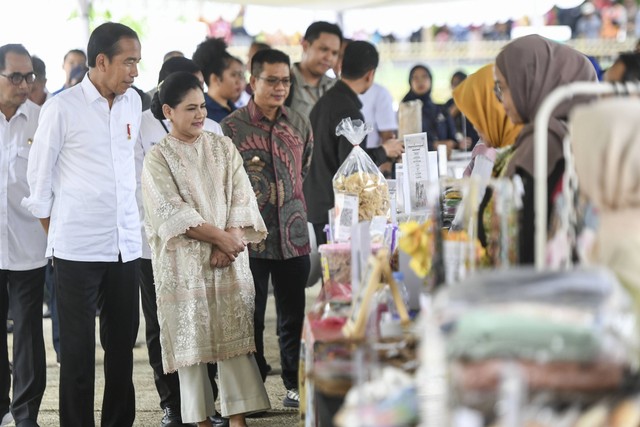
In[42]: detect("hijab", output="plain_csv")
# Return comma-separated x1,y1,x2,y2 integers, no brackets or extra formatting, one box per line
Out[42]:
571,98,640,311
452,63,523,149
402,64,433,103
572,98,640,221
495,35,597,178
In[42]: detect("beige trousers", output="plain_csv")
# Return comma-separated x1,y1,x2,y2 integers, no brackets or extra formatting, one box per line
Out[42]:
178,354,271,423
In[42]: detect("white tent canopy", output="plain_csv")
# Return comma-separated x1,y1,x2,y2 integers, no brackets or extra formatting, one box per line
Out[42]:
0,0,586,91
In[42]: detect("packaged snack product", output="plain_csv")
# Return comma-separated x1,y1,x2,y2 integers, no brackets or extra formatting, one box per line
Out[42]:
333,118,391,221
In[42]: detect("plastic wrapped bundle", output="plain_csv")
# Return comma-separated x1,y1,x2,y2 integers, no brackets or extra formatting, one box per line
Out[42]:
332,118,390,221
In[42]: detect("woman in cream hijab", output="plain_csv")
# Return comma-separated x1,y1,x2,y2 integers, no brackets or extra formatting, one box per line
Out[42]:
571,98,640,311
494,34,597,264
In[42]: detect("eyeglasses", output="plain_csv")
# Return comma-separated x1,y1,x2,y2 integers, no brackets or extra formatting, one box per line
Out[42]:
256,76,292,87
493,81,503,102
0,72,37,86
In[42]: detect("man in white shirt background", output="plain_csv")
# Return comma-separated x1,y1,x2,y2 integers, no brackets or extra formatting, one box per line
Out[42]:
27,56,51,107
0,43,47,427
22,22,143,427
359,81,398,177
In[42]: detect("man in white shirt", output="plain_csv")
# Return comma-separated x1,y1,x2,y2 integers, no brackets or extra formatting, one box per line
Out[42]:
0,43,47,427
359,82,397,148
135,56,227,427
22,23,143,427
28,56,51,107
359,82,398,177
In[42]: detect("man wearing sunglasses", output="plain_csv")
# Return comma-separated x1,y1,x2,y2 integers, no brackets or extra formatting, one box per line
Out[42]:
221,49,313,410
0,43,47,427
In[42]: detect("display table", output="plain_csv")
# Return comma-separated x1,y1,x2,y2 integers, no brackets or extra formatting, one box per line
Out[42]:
299,301,353,427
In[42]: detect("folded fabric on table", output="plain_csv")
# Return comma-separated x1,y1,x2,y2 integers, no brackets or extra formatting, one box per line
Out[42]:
451,358,624,392
447,309,600,362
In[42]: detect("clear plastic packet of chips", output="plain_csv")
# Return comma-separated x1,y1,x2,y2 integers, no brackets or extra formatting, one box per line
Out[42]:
333,118,390,222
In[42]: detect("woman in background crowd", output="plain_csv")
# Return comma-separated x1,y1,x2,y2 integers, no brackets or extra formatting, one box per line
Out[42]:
402,64,457,152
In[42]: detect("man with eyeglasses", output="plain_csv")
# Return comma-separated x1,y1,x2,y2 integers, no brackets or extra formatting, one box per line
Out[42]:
0,43,47,427
221,49,313,410
22,22,142,427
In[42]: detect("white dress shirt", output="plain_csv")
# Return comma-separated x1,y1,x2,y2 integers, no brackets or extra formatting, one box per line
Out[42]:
22,75,142,263
234,90,251,109
0,100,47,270
359,82,398,148
135,109,223,259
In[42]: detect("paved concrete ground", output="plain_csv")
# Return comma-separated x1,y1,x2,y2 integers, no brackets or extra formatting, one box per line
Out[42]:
7,284,321,426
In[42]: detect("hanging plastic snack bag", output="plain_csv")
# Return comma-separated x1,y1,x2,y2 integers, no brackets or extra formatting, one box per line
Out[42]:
332,118,390,222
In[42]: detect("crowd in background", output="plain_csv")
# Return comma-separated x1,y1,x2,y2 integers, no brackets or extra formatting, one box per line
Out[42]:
200,0,640,46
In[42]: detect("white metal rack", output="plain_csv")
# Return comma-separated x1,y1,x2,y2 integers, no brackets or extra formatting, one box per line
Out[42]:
533,81,640,270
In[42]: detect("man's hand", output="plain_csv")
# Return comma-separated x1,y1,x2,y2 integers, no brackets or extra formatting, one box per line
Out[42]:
382,138,404,159
39,217,50,234
457,137,473,151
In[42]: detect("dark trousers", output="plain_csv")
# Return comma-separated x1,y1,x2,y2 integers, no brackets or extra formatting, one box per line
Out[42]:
44,260,60,361
139,259,219,411
312,223,327,246
0,267,46,426
250,255,310,390
54,257,140,427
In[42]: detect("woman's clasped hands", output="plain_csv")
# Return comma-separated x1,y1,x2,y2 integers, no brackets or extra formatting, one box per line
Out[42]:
210,228,246,268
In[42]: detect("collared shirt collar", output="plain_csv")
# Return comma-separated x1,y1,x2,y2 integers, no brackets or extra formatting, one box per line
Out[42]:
80,72,128,106
334,79,363,109
3,99,35,122
205,93,235,120
14,99,36,120
291,63,334,90
247,98,288,126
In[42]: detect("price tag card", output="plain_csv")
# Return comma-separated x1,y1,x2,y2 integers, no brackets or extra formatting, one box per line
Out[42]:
333,192,359,242
404,132,430,212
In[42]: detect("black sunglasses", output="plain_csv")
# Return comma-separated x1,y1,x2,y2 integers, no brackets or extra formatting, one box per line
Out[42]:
0,72,37,86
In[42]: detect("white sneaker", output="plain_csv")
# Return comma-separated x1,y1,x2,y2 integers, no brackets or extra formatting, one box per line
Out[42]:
283,388,299,408
1,411,13,427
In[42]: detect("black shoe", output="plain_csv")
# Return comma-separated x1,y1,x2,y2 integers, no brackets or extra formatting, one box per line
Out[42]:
15,420,40,427
209,411,229,426
160,406,189,427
